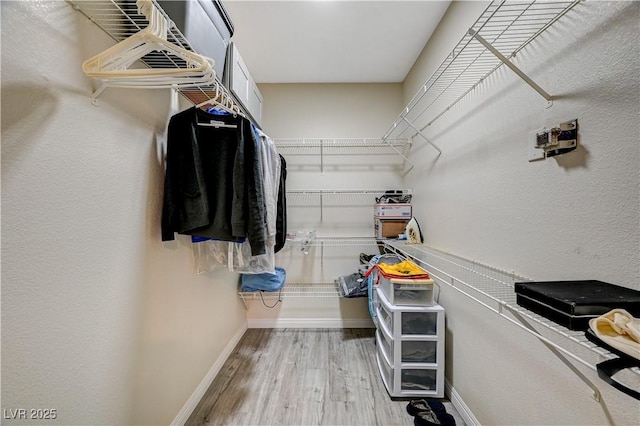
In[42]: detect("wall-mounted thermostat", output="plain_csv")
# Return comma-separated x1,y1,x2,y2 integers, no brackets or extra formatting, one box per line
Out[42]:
528,119,578,161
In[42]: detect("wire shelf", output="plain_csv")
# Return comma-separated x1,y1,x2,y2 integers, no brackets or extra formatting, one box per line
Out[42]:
274,138,413,173
274,138,410,153
382,241,640,398
287,189,412,207
239,282,342,300
68,0,241,108
383,0,580,142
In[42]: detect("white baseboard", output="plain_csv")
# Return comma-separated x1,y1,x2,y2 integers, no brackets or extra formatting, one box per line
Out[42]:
247,318,375,328
171,322,248,426
446,379,479,426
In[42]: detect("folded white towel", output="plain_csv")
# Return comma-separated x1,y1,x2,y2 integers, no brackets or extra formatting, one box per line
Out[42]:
589,309,640,360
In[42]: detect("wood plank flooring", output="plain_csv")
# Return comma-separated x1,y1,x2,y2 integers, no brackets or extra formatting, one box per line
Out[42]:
186,329,463,426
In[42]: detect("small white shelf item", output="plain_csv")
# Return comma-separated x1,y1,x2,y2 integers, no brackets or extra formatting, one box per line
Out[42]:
382,241,640,403
68,0,244,111
375,287,445,398
273,138,413,173
382,0,580,153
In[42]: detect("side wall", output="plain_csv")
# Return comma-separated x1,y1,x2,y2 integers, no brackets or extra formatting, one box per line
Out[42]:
1,2,246,425
246,83,404,327
403,1,639,424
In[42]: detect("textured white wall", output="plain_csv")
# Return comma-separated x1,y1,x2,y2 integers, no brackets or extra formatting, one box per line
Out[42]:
1,2,246,424
403,1,639,424
247,83,404,325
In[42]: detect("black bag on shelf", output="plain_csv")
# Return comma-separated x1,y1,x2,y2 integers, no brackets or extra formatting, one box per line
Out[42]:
514,280,640,331
585,327,640,400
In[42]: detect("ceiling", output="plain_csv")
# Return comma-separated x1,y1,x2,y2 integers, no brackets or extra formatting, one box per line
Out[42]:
223,1,451,84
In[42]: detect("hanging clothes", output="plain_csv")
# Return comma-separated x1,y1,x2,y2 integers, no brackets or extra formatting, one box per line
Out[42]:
275,154,287,254
161,107,267,256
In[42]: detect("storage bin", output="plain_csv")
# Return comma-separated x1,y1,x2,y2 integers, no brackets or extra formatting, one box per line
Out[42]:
379,276,435,306
374,218,409,239
374,203,412,218
377,288,443,337
376,328,393,367
376,302,393,338
158,0,233,78
400,368,439,392
401,311,439,335
376,344,393,392
401,340,437,364
376,341,443,397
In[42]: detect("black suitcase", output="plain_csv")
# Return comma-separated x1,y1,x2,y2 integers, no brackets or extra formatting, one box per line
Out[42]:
514,280,640,331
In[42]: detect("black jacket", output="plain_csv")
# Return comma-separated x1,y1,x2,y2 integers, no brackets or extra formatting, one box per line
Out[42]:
161,107,266,256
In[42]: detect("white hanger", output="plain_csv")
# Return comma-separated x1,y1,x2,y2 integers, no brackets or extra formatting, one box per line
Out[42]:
195,80,245,119
82,0,216,90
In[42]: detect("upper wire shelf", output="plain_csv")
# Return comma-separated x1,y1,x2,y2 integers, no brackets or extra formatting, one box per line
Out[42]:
68,0,241,109
274,138,410,152
383,0,580,145
287,189,412,207
274,138,414,173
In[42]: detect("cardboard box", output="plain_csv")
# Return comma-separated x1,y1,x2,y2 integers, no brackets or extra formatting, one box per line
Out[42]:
375,219,409,238
374,204,412,219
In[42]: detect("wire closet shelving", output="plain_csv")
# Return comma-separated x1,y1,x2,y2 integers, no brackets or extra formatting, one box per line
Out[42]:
382,241,640,404
273,138,414,174
383,0,581,153
67,0,242,110
238,236,383,304
287,189,412,220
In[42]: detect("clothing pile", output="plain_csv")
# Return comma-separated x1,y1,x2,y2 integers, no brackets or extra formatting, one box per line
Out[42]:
365,259,431,280
161,107,287,275
376,190,412,204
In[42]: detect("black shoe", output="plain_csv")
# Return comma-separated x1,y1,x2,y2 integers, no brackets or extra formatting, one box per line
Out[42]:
426,400,455,425
406,399,429,416
413,409,441,426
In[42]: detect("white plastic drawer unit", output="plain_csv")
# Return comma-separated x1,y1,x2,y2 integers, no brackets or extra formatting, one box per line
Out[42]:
376,328,393,368
379,275,435,306
377,310,438,366
376,343,442,397
377,287,444,338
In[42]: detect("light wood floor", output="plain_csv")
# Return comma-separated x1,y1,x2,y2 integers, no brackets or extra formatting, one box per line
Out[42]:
186,328,464,426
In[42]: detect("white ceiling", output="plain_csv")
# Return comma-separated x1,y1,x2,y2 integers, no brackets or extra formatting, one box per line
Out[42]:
223,1,451,84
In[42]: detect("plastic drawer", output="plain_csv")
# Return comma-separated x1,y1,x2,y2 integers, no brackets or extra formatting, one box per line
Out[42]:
379,275,435,306
376,344,393,393
401,340,437,364
377,343,443,397
377,287,443,337
400,368,438,392
376,328,393,368
376,300,393,335
401,311,438,336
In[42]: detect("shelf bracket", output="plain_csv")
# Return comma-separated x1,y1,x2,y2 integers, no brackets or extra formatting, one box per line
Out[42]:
506,306,604,403
238,293,249,310
468,29,553,103
381,135,417,171
402,117,442,155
